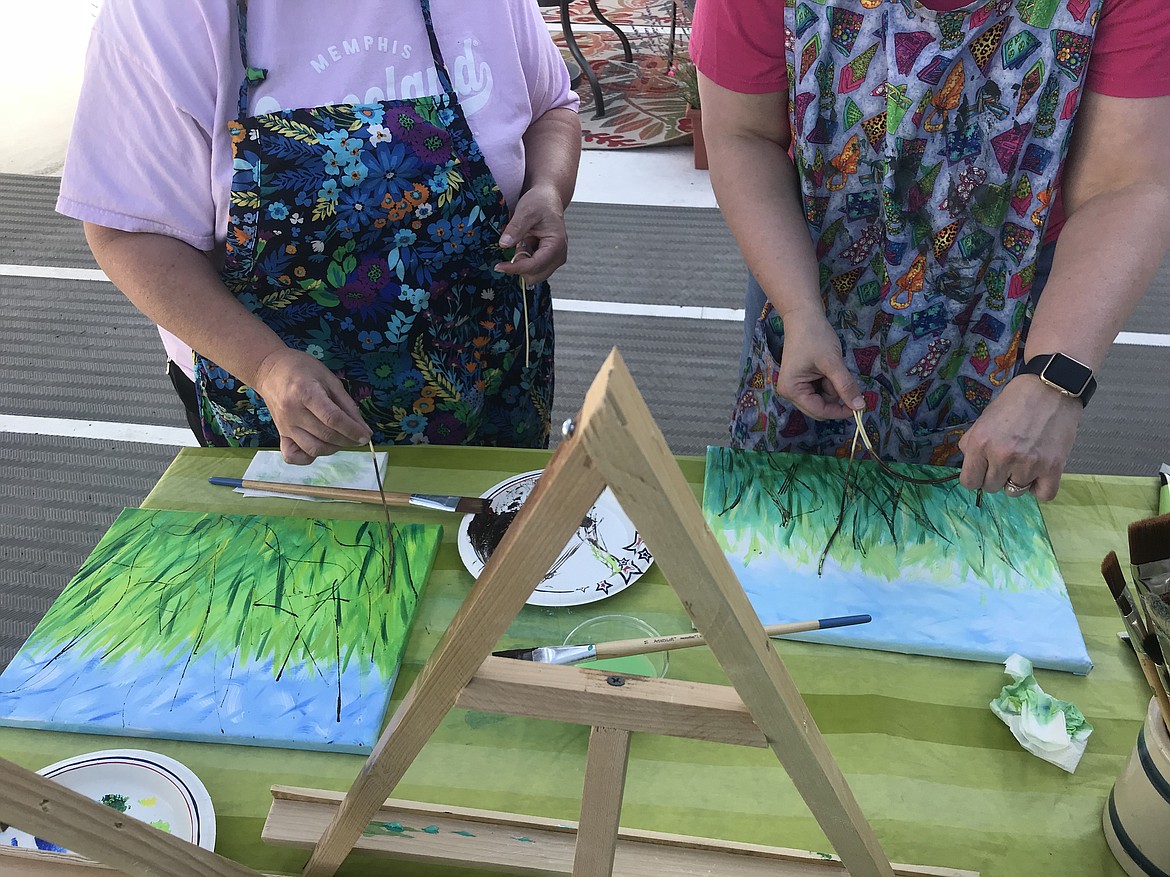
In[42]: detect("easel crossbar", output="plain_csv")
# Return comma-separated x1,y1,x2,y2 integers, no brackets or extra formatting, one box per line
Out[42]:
458,657,768,747
264,787,979,877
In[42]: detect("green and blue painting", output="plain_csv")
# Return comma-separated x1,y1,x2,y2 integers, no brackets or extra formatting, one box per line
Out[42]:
702,447,1091,674
0,508,442,751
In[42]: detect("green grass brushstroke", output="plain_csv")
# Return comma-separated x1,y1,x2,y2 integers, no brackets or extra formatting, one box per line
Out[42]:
704,447,1060,592
23,508,440,681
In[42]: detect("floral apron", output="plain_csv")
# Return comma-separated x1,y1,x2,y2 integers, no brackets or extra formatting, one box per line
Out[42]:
195,0,554,448
731,0,1100,465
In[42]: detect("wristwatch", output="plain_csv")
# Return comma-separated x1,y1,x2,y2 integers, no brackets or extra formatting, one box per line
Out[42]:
1016,353,1097,407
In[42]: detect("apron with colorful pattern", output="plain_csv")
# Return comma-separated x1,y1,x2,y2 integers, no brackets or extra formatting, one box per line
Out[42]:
195,0,554,448
731,0,1100,465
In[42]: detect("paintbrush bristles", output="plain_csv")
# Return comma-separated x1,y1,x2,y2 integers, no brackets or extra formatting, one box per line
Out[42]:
1103,550,1128,600
458,498,492,516
1129,513,1170,567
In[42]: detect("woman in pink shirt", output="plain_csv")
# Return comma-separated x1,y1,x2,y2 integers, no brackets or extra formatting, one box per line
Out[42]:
692,0,1170,500
59,0,580,462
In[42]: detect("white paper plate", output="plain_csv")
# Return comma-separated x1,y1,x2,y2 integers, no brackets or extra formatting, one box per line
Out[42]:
457,469,654,607
0,749,216,855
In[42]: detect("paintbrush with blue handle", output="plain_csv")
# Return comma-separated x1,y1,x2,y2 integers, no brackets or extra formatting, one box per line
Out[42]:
493,614,872,665
208,476,489,515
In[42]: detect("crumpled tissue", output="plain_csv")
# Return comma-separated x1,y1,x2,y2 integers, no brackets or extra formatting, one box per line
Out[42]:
990,653,1093,773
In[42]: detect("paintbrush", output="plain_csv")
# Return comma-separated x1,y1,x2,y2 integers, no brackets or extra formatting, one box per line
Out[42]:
1141,594,1170,734
1129,512,1170,601
1102,551,1170,729
208,476,488,515
369,441,396,594
493,614,872,665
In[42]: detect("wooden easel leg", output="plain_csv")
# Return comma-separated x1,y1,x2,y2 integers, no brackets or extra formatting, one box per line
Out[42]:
574,351,896,877
572,726,631,877
300,438,608,877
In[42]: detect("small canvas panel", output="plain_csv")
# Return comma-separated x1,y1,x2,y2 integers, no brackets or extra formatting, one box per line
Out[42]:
0,508,442,751
702,447,1091,674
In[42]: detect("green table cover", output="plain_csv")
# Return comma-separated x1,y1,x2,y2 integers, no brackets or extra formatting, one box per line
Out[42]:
0,445,1160,877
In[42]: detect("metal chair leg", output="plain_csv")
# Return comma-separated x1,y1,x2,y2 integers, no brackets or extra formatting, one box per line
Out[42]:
667,1,678,69
585,0,633,62
560,5,607,118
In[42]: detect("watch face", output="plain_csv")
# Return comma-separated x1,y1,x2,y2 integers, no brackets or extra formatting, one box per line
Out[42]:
1040,353,1093,396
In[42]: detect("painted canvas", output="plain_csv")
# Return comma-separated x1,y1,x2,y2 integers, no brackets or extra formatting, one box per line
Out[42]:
0,508,442,752
702,447,1091,674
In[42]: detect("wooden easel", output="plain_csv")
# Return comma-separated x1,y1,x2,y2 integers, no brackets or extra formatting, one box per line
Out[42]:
271,348,973,877
0,349,975,877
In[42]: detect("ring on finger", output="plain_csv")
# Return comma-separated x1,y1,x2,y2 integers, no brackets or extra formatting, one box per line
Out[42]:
1004,477,1033,497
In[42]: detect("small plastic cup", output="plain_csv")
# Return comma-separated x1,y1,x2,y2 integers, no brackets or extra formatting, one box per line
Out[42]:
563,614,670,679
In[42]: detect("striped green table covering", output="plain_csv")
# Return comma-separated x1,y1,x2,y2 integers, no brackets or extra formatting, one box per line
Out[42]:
0,446,1160,877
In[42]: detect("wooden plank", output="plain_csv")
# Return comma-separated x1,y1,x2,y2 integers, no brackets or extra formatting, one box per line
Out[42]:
0,848,291,877
457,657,768,747
572,727,630,877
573,349,896,877
264,788,979,877
300,438,608,877
0,756,263,877
0,849,125,876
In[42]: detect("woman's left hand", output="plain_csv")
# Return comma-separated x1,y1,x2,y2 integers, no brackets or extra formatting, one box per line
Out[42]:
493,183,568,285
957,375,1084,501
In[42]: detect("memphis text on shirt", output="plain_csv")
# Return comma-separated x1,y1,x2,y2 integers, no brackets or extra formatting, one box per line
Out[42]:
283,35,494,116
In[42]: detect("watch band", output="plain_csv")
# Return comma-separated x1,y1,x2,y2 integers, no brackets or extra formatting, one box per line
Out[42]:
1017,353,1097,407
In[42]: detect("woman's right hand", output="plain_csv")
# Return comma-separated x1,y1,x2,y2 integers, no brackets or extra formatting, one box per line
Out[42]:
251,347,372,464
78,227,370,462
774,309,866,420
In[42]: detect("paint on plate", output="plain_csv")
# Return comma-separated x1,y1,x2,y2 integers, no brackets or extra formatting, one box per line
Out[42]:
101,794,130,813
458,471,655,607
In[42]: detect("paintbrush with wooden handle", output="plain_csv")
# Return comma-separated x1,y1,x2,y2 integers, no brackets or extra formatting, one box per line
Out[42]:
208,476,489,515
1102,551,1170,733
493,614,872,665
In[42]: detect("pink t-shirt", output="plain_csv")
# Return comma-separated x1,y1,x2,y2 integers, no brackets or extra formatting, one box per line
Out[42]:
691,0,1170,242
57,0,577,375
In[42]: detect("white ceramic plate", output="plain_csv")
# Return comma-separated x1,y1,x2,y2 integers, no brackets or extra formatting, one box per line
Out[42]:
457,469,654,607
0,749,216,855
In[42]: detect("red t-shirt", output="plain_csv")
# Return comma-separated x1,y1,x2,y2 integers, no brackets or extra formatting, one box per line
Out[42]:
690,0,1170,240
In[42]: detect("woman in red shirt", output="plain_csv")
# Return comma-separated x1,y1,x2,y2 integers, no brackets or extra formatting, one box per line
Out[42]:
692,0,1170,500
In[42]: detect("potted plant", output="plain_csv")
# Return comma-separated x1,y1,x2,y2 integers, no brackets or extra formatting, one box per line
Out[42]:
671,60,706,170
